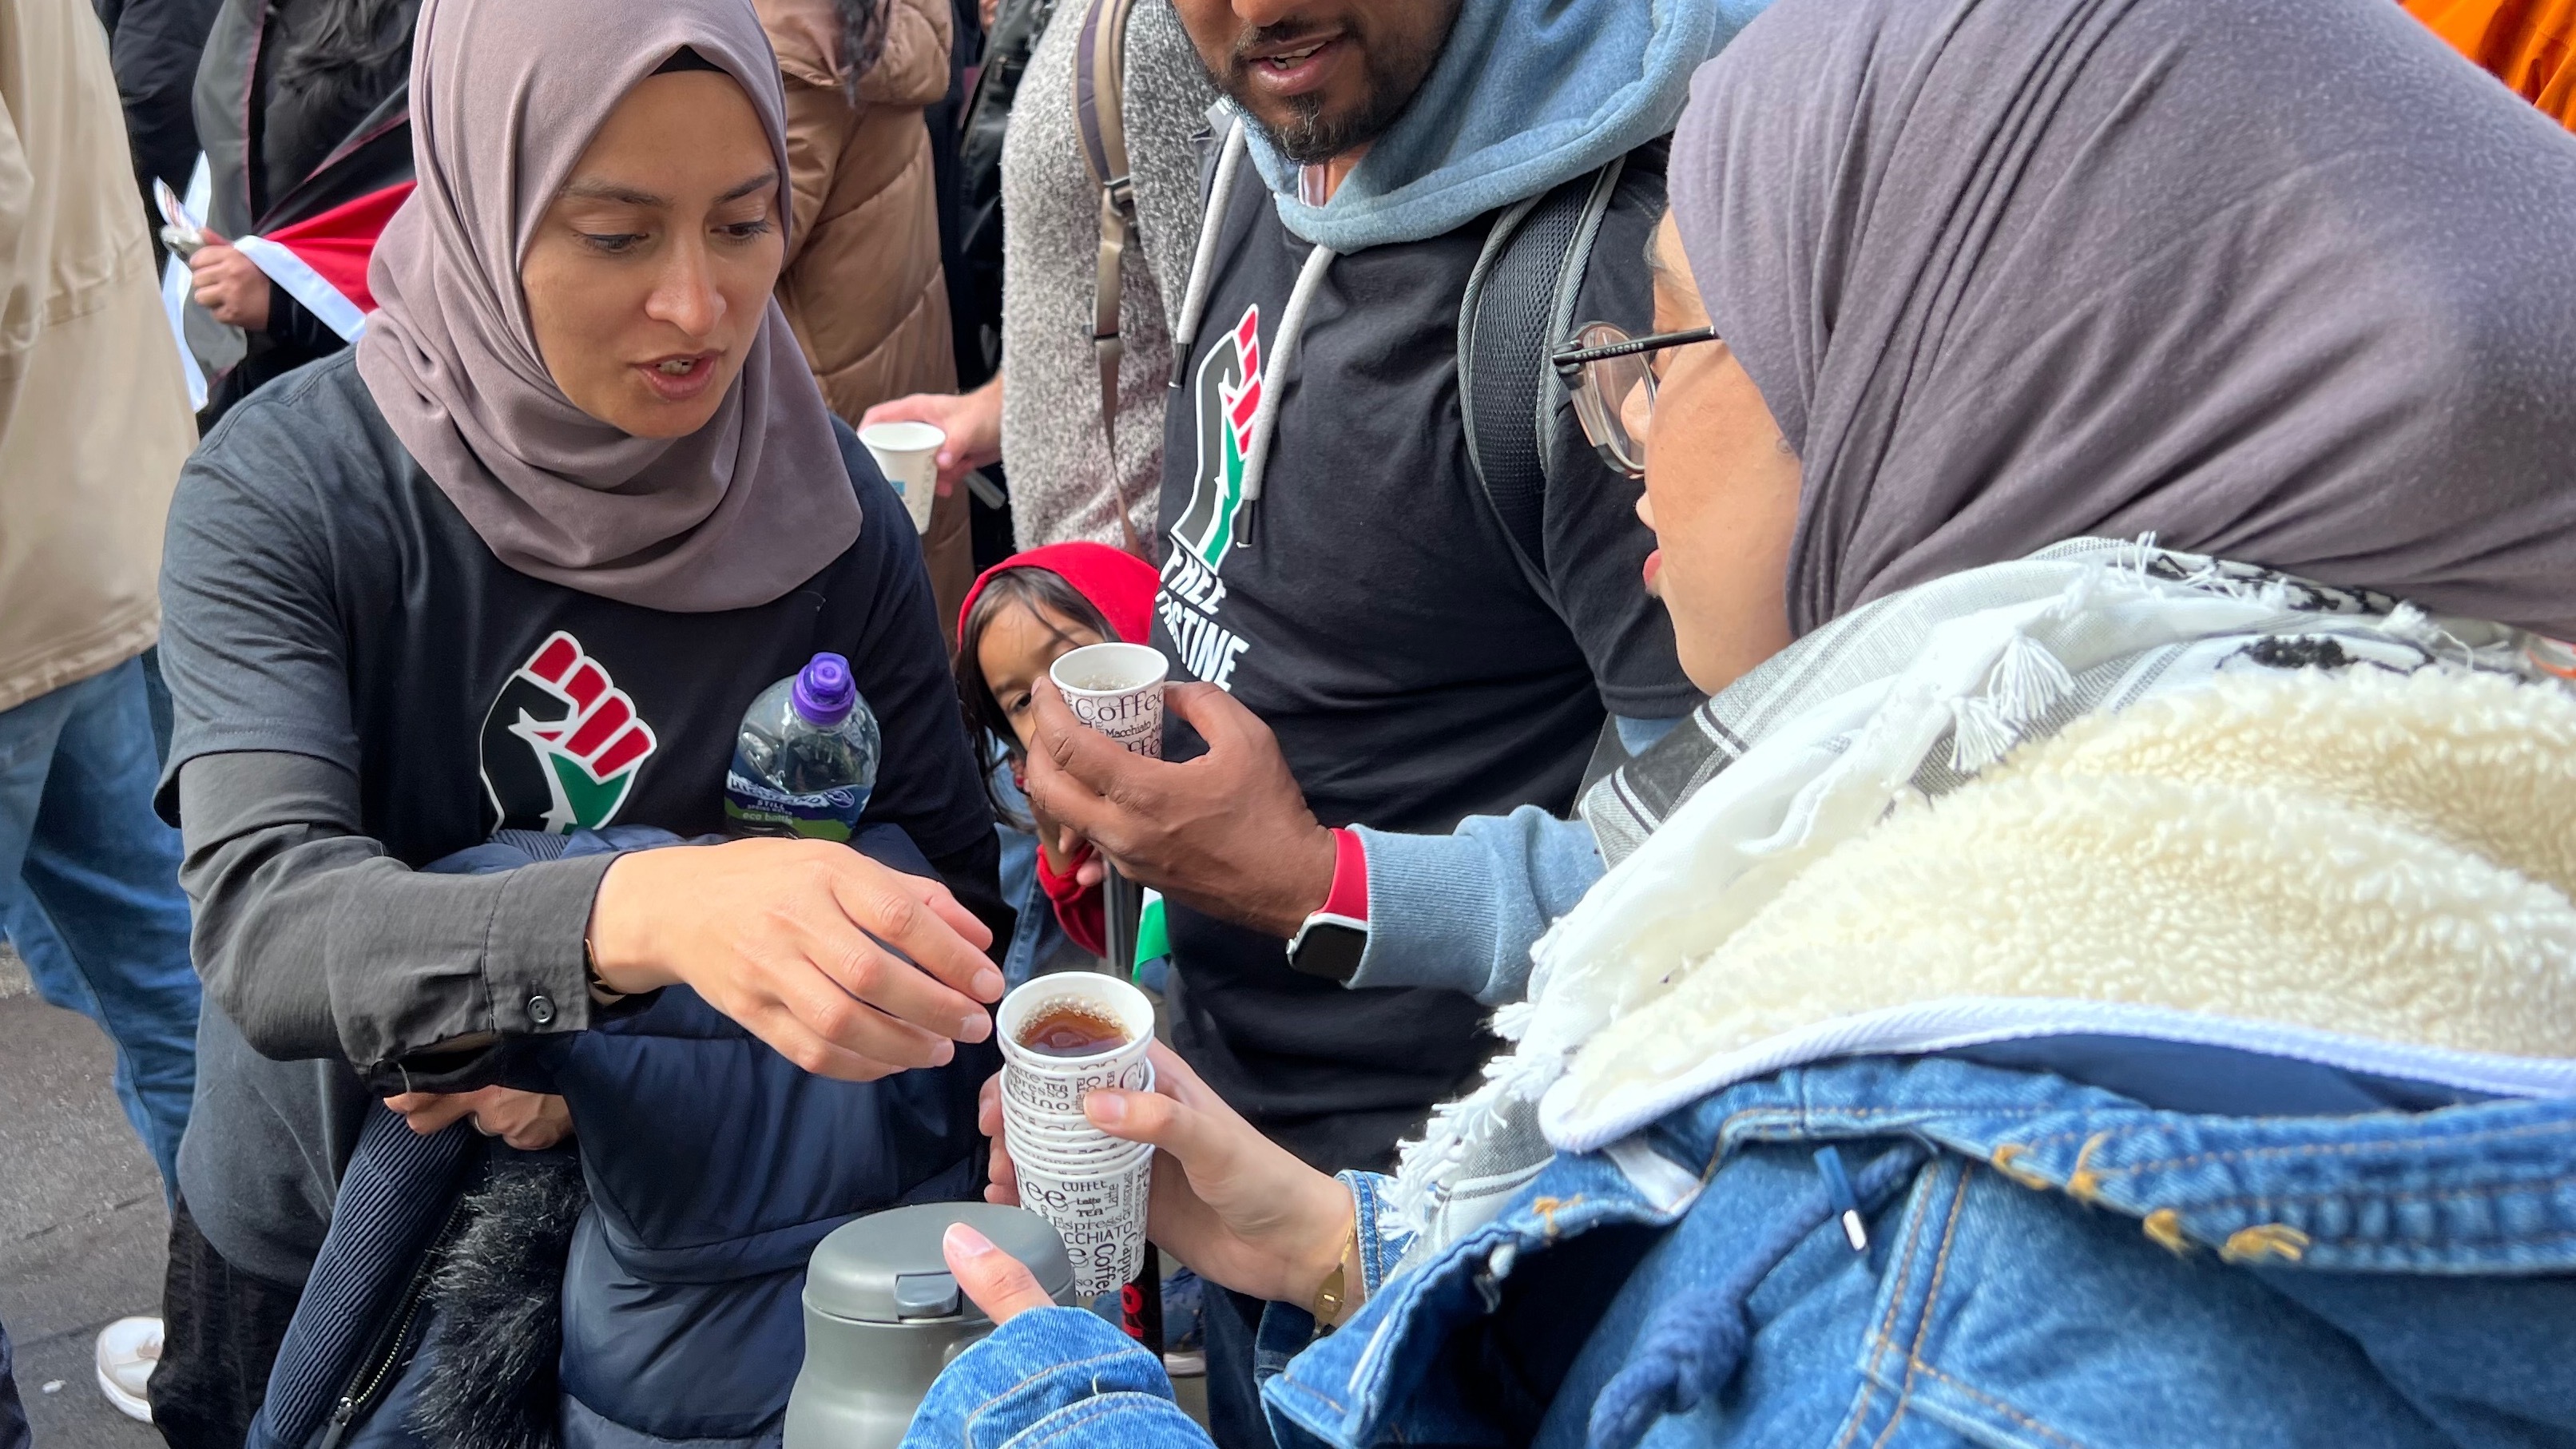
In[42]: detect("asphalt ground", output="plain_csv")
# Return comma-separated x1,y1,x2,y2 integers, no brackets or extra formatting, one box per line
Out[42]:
0,942,170,1449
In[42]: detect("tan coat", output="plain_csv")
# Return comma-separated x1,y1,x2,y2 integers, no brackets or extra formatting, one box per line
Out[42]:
757,0,971,638
0,0,197,714
760,0,958,420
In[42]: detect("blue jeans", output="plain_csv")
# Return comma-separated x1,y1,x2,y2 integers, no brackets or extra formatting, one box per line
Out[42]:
0,657,200,1192
0,1314,27,1449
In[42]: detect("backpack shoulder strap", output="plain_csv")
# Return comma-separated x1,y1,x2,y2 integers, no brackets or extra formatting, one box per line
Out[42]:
1075,0,1145,556
1457,156,1625,615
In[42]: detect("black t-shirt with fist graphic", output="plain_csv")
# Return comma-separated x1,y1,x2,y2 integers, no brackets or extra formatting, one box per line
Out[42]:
161,351,987,871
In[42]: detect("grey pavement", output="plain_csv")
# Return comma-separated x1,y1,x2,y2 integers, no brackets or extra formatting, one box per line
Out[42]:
0,940,170,1449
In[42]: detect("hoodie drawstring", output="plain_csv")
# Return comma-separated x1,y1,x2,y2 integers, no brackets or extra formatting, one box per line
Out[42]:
1236,241,1334,512
1170,119,1248,386
1167,116,1335,538
1585,1141,1930,1449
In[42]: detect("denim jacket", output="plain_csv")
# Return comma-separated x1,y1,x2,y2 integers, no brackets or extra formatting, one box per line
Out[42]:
903,1056,2576,1449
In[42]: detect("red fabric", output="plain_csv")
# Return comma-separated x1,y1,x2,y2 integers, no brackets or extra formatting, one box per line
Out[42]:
1034,838,1106,957
1320,827,1368,923
259,182,415,314
956,542,1158,646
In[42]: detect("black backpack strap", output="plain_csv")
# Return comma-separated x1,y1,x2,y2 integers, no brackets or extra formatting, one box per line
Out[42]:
1457,155,1626,615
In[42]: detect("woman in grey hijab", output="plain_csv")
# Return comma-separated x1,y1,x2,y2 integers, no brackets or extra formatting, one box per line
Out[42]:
888,0,2576,1445
154,0,1010,1433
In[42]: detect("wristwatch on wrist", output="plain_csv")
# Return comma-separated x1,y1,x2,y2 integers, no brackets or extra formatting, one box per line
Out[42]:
1285,828,1370,983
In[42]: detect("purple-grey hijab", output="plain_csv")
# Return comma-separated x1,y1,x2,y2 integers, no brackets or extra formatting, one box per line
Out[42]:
1670,0,2576,638
356,0,858,614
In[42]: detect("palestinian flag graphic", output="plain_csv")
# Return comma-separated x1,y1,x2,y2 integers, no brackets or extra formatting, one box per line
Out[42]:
479,632,658,835
1170,304,1264,570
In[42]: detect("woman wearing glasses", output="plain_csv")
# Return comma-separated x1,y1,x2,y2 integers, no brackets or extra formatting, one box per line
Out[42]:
908,0,2576,1440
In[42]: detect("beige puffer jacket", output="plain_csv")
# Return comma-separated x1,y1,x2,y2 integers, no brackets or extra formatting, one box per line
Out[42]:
0,0,196,714
758,0,957,422
756,0,970,635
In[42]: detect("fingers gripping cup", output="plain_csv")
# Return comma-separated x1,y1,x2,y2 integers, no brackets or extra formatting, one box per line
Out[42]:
856,421,943,534
995,974,1157,1296
1048,642,1169,760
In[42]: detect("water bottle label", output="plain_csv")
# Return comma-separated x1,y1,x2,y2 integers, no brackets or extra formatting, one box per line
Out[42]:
723,768,867,842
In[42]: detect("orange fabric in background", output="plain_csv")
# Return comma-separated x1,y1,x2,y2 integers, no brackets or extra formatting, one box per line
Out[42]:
2407,0,2576,129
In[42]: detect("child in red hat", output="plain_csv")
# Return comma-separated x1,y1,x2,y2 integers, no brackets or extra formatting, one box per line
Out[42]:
953,542,1159,958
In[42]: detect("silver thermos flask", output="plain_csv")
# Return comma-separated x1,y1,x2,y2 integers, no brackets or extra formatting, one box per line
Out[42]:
783,1202,1079,1449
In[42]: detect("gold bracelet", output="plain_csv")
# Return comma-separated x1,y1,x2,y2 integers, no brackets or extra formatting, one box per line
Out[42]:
1309,1214,1362,1329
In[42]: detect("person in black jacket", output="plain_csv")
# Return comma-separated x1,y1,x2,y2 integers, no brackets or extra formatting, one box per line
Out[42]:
183,0,417,426
94,0,224,256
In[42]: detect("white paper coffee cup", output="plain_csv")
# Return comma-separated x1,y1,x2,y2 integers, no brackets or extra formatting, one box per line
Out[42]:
1002,1062,1153,1133
997,973,1156,1115
1014,1149,1153,1298
1048,642,1168,760
857,421,942,534
1008,1130,1152,1175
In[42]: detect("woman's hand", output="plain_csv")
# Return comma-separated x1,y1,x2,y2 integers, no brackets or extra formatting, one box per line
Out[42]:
385,1087,574,1150
588,838,1003,1081
189,241,272,330
942,1222,1060,1324
982,1042,1355,1308
859,374,1002,498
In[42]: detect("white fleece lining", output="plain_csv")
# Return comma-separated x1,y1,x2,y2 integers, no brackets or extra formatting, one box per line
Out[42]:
1544,669,2576,1150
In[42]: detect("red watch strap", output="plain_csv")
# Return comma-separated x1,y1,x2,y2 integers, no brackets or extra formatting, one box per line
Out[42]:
1320,828,1369,923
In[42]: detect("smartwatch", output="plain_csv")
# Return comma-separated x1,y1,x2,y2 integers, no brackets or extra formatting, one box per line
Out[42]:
1286,828,1370,982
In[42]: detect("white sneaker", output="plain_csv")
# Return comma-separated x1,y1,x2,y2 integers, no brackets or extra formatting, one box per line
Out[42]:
93,1316,159,1423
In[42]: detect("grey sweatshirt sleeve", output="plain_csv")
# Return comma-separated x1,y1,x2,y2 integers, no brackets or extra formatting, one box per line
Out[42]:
1345,808,1605,1006
1345,715,1684,1004
179,748,609,1090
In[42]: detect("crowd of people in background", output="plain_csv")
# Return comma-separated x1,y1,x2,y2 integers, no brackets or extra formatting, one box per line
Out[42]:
2,0,2575,1447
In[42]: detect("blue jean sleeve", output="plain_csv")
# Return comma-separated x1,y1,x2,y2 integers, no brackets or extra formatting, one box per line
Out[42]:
903,1307,1208,1449
1343,1172,1411,1293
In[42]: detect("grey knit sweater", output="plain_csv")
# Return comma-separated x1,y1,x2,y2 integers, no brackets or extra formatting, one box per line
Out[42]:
997,0,1214,551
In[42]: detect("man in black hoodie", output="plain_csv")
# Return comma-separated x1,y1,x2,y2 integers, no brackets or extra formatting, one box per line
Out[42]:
1021,0,1764,1439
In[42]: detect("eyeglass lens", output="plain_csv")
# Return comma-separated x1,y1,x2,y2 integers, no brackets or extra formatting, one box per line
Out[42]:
1569,323,1652,474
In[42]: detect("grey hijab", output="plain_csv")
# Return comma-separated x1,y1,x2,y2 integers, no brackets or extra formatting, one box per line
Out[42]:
357,0,859,614
1671,0,2576,639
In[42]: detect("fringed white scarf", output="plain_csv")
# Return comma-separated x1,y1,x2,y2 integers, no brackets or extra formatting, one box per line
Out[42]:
1388,539,2537,1245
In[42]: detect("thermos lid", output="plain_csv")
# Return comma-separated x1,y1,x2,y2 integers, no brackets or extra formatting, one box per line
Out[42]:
805,1203,1077,1325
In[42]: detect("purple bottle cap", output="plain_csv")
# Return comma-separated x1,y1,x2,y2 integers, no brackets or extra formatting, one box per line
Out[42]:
792,653,857,726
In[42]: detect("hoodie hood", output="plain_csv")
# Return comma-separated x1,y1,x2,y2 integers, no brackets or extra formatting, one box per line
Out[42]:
1233,0,1766,252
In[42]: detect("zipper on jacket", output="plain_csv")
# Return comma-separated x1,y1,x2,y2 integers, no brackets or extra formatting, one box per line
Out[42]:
313,1193,469,1449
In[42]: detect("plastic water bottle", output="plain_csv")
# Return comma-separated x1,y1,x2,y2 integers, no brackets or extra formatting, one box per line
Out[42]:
724,653,881,841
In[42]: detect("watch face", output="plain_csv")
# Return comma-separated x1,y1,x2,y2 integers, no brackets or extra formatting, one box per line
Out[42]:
1288,920,1368,983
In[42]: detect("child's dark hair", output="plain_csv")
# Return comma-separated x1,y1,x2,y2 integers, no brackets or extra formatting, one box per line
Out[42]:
955,566,1121,823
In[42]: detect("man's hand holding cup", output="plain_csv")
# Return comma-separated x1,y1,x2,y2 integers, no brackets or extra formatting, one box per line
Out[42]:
1024,645,1337,940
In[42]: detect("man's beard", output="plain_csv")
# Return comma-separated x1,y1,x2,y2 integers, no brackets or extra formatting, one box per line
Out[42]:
1242,83,1407,168
1221,9,1456,168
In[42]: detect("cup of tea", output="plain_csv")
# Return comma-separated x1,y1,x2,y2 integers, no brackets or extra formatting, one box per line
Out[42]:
1047,642,1169,760
993,973,1160,1296
994,973,1156,1114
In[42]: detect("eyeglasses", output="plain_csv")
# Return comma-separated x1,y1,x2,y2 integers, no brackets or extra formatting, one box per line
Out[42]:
1550,323,1719,478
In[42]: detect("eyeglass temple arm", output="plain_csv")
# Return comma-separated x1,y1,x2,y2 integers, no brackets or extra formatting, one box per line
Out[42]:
1549,326,1719,380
